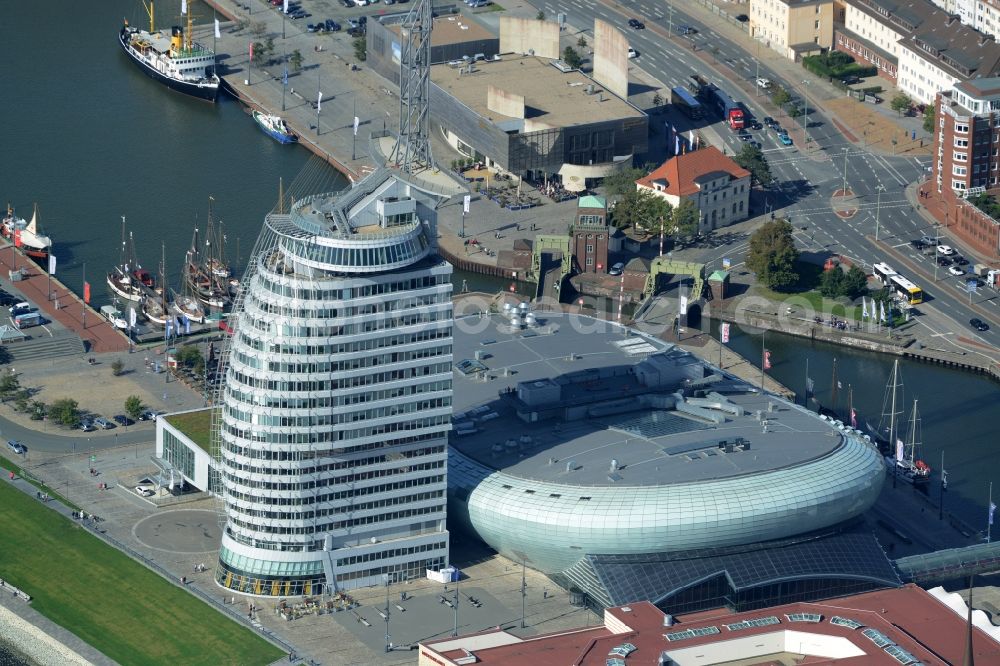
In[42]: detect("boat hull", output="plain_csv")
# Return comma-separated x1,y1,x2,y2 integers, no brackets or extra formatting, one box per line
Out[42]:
107,274,144,303
119,27,219,103
252,110,297,144
884,457,931,485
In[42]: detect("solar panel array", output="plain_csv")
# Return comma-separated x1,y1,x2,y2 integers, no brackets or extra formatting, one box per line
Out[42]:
664,626,720,641
608,643,637,657
606,659,626,666
601,410,711,439
884,644,921,665
830,616,865,629
786,613,822,623
862,628,894,648
725,616,780,631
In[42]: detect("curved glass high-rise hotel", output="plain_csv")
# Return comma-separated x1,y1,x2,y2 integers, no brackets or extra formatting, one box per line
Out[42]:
215,170,453,596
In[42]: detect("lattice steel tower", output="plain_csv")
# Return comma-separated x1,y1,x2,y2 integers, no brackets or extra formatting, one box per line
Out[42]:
389,0,434,173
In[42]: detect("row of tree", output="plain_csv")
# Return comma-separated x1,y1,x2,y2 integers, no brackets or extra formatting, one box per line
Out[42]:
602,166,699,239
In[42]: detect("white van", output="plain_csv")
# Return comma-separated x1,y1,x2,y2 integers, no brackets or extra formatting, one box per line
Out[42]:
100,305,128,330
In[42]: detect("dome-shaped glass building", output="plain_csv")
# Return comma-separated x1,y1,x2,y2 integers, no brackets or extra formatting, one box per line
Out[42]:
215,170,454,596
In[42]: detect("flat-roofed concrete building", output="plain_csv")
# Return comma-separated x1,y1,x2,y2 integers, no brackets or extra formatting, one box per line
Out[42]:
750,0,833,60
367,11,499,85
430,55,648,191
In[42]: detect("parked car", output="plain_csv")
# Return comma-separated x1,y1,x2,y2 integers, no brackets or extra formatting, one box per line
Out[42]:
755,77,771,89
763,116,776,127
677,25,696,35
970,318,990,331
628,18,645,29
342,0,354,6
7,440,25,455
79,419,95,432
608,262,625,276
771,124,785,135
779,134,794,146
627,47,638,59
113,414,135,427
93,417,114,430
953,255,969,265
139,410,159,422
325,19,341,31
135,486,154,498
910,239,927,249
749,121,763,131
306,23,318,32
920,235,936,245
840,75,861,85
736,13,749,22
948,266,966,277
936,256,953,267
936,244,955,255
749,141,762,150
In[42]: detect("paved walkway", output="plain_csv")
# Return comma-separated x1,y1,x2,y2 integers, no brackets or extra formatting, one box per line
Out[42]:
0,245,128,354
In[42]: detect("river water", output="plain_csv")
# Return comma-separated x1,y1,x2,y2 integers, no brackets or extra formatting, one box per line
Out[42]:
3,1,999,528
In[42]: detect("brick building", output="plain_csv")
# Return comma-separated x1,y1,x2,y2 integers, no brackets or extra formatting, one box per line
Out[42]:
927,77,1000,257
572,195,610,273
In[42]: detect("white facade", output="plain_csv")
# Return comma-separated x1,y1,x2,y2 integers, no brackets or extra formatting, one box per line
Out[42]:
842,3,904,60
215,171,454,596
897,43,961,104
975,0,1000,39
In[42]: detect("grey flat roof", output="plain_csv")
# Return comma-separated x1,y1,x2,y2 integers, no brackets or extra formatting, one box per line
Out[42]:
450,313,843,487
431,55,644,130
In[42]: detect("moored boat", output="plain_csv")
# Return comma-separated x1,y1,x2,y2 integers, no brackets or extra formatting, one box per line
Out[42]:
119,1,219,103
876,361,931,486
107,218,151,303
3,203,53,259
141,244,172,327
252,110,297,144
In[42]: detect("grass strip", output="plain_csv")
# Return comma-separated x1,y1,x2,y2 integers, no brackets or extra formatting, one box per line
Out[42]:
0,481,283,665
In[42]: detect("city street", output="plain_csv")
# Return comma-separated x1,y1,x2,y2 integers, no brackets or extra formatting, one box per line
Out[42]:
541,0,998,353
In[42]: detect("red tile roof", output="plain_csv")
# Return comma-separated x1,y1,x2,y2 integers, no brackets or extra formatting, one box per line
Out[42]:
636,146,750,197
420,585,1000,666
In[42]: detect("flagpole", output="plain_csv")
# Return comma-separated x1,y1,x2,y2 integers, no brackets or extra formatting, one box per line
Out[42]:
81,262,86,330
760,331,765,392
939,450,945,521
989,481,994,543
805,357,809,407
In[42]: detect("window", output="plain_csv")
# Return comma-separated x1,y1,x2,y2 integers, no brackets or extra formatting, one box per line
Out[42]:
586,244,594,252
953,166,967,176
954,152,967,162
814,20,820,28
586,257,593,265
955,138,969,148
952,180,967,190
955,123,969,133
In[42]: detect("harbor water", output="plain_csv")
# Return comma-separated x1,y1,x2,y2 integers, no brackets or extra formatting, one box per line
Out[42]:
2,1,999,536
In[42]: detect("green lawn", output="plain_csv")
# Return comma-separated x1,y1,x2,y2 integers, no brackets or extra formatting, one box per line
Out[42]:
0,482,282,665
164,408,214,454
752,285,862,321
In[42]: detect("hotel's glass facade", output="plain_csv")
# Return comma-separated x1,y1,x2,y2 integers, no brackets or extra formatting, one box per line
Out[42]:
216,174,453,596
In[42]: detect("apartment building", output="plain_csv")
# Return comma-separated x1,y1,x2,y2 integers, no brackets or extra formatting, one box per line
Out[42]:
930,77,1000,256
751,0,834,59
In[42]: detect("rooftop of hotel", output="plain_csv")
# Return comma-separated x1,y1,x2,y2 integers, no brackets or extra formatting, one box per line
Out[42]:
422,585,1000,665
450,312,848,487
430,54,644,130
384,13,494,46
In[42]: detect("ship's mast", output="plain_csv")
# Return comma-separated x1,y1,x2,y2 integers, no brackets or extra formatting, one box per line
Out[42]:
907,399,920,465
888,360,900,456
186,2,193,52
144,0,155,33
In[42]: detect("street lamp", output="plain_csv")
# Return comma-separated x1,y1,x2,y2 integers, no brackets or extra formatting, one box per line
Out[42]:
842,148,850,195
874,184,886,241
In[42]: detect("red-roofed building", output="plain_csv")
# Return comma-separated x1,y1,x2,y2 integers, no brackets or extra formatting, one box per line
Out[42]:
636,147,751,234
419,584,1000,665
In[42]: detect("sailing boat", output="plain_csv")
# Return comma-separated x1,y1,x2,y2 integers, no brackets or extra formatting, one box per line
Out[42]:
172,249,206,323
141,244,171,327
875,360,932,485
887,399,932,485
3,203,53,259
184,200,233,310
107,218,152,303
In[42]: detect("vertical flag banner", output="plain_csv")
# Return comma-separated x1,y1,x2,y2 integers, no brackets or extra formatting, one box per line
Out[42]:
129,307,137,328
48,254,56,275
896,438,905,462
679,295,688,316
181,0,187,14
13,229,21,248
990,502,997,526
83,281,91,304
805,376,815,401
353,116,360,136
283,0,289,12
463,195,471,214
215,19,221,39
720,322,730,344
862,299,868,319
764,350,772,370
283,67,289,86
249,42,254,62
675,134,680,156
880,301,887,323
184,316,192,335
850,408,857,428
317,91,323,112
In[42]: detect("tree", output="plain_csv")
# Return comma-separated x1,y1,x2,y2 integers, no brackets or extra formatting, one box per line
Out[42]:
111,359,125,376
890,93,912,116
733,143,774,186
0,370,20,401
562,46,582,69
289,49,303,73
48,398,81,428
842,265,869,299
746,219,800,290
788,105,803,119
671,199,700,240
250,21,267,38
176,345,204,369
922,106,935,134
577,36,587,48
536,10,545,20
602,165,648,198
264,37,275,64
819,266,845,298
251,42,265,68
652,92,664,107
353,35,366,62
125,395,145,422
771,86,791,109
29,400,46,421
